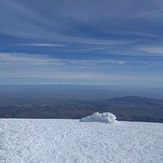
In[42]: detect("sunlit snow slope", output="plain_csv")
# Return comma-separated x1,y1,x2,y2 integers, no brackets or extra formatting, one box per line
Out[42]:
0,119,163,163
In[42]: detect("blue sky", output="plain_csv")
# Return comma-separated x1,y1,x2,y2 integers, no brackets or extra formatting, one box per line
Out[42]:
0,0,163,86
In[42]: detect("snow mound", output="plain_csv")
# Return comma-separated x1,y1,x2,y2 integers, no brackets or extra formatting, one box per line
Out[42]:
80,112,117,124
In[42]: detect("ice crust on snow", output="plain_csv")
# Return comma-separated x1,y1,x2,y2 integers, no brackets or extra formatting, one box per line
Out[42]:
80,112,117,124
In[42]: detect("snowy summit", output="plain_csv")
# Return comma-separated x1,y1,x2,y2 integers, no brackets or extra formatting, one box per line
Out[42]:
0,114,163,163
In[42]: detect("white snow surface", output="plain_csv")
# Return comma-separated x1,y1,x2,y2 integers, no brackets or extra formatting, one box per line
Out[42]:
0,119,163,163
80,112,117,124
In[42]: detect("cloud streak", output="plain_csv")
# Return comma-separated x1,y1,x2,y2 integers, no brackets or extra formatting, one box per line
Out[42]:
16,43,66,47
138,46,163,55
0,52,128,66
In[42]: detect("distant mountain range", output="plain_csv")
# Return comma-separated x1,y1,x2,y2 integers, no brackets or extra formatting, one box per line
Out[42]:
92,96,163,122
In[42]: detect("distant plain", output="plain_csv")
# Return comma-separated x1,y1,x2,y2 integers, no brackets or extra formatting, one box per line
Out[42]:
0,85,163,122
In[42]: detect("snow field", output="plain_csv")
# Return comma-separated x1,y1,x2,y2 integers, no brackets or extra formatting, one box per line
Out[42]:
0,119,163,163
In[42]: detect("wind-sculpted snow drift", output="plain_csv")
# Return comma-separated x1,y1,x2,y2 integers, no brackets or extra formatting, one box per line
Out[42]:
80,112,117,124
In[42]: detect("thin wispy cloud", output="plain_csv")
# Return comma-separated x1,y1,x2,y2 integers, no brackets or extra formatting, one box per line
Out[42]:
139,46,163,55
16,43,66,47
0,52,128,66
0,53,62,65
